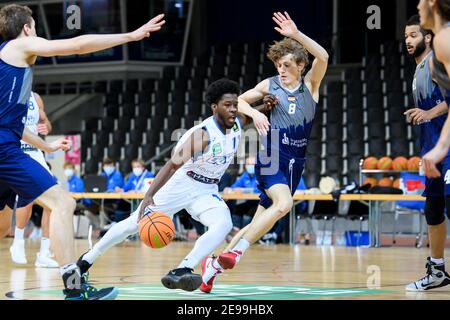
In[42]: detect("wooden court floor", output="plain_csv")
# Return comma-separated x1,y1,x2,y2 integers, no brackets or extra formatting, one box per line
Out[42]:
1,238,450,300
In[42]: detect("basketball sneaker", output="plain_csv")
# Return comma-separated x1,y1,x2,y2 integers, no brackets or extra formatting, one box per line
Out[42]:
10,240,27,264
62,266,118,300
406,257,450,291
200,256,222,294
161,267,202,292
34,252,59,268
217,249,242,270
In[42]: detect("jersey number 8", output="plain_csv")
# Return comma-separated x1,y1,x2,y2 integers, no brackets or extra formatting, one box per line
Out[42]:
288,103,296,114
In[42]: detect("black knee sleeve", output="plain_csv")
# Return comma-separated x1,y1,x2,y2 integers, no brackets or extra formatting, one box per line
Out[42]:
425,197,446,226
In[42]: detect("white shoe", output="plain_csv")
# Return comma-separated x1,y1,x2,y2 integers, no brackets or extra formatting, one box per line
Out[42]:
406,257,450,291
10,240,27,264
34,252,59,268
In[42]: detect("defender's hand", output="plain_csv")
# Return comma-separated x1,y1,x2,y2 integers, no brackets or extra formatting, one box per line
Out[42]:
273,11,299,38
252,111,270,136
130,14,165,41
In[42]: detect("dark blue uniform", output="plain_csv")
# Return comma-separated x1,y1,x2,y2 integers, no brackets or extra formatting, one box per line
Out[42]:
0,41,56,210
256,76,316,208
414,51,450,197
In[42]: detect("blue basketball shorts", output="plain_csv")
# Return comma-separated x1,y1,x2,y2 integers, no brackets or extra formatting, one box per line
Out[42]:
0,144,57,210
255,151,305,209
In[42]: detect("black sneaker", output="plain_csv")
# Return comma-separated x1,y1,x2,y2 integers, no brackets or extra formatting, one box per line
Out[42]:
406,257,450,291
161,267,202,292
62,266,118,300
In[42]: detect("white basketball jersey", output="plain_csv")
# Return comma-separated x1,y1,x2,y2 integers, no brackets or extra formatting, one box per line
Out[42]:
173,116,242,184
21,92,40,152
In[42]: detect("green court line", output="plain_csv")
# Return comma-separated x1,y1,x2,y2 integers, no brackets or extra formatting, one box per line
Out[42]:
24,283,395,300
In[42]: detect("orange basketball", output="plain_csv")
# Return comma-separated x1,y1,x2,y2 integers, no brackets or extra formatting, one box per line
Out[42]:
407,156,421,171
393,178,401,189
377,156,392,170
392,156,408,171
378,177,393,187
363,177,378,188
138,212,175,248
363,157,378,169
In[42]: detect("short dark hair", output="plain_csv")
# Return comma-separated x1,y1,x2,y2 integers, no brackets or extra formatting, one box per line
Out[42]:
406,14,434,37
205,78,240,107
132,159,145,167
102,158,115,165
436,0,450,21
0,4,33,40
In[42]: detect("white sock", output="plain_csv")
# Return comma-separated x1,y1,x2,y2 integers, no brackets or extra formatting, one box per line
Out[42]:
232,238,250,254
59,263,78,276
83,212,139,265
177,208,232,270
202,257,223,284
14,227,25,241
431,257,445,265
40,238,51,256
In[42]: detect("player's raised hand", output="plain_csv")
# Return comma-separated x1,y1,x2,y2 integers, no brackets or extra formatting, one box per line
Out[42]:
130,14,165,41
48,138,71,152
422,144,448,178
273,11,299,38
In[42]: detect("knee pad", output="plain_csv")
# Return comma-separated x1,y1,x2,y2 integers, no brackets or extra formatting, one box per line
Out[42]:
425,197,446,225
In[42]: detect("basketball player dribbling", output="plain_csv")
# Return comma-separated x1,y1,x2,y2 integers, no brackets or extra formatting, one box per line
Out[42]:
402,14,450,291
200,11,329,293
9,91,59,268
0,4,165,299
420,0,450,176
75,79,274,292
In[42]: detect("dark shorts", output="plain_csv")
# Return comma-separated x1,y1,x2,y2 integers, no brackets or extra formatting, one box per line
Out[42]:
255,151,305,209
422,155,450,198
0,144,57,210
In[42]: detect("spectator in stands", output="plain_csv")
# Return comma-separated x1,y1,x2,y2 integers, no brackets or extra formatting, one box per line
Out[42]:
101,158,124,192
64,161,84,193
225,156,259,230
259,177,308,245
114,159,155,222
115,159,155,193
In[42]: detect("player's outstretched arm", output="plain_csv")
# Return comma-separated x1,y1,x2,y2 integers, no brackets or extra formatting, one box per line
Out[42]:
238,79,271,135
239,94,277,126
422,115,450,178
138,128,209,220
19,14,165,58
22,127,70,153
434,29,450,77
273,11,329,95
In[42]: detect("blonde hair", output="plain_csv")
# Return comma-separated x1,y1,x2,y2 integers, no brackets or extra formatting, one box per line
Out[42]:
267,37,309,68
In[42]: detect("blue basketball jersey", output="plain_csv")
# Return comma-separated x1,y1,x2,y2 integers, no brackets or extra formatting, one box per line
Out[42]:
431,24,450,107
412,51,447,156
0,41,33,147
266,76,317,158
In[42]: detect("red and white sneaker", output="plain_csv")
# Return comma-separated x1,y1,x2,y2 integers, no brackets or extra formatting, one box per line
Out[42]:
200,256,222,293
217,250,242,270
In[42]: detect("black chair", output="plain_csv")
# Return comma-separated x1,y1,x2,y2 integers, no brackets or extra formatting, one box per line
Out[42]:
326,124,342,139
125,144,139,159
368,122,386,139
117,116,131,131
347,123,364,140
348,139,364,156
368,138,387,157
96,131,109,147
90,145,105,160
101,117,115,131
84,158,100,175
107,144,121,161
129,129,143,145
308,200,339,245
142,143,156,160
112,130,126,145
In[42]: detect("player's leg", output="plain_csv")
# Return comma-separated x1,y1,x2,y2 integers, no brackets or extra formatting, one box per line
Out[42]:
224,204,266,251
76,203,142,275
35,207,58,268
10,201,32,264
161,194,233,292
0,206,13,239
406,195,450,291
